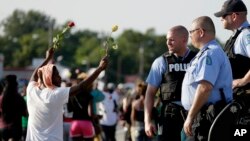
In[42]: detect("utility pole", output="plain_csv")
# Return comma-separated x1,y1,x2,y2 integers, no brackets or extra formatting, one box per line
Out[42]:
139,45,144,78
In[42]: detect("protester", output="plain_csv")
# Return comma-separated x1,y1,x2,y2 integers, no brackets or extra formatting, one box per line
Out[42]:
26,47,108,141
68,72,95,141
90,80,105,141
119,80,143,141
19,79,29,141
181,16,233,141
62,80,73,141
130,81,151,141
144,25,196,141
0,75,27,141
99,83,119,141
214,0,250,111
119,88,134,141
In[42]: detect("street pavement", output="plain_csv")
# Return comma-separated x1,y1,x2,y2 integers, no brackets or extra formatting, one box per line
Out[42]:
115,123,126,141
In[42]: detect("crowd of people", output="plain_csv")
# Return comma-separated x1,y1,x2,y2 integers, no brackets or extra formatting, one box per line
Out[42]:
0,0,250,141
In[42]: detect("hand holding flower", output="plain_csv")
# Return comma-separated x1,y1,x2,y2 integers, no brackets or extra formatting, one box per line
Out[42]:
53,21,75,49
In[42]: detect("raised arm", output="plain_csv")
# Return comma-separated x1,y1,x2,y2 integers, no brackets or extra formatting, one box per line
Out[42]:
69,55,108,97
29,47,55,82
232,69,250,89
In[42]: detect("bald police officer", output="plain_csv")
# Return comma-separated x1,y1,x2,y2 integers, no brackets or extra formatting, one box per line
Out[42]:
144,25,196,141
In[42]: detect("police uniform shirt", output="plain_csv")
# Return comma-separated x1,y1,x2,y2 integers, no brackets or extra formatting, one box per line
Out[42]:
234,21,250,58
146,56,166,88
181,40,233,110
146,49,191,88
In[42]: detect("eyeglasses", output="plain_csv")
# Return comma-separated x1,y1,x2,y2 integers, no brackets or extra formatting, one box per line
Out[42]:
189,28,200,34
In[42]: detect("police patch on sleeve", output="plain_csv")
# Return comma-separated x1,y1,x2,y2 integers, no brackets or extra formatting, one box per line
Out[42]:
246,34,250,44
206,56,212,65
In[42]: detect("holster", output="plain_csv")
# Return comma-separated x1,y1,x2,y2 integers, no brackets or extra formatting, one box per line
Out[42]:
233,88,250,111
193,101,227,141
162,102,186,121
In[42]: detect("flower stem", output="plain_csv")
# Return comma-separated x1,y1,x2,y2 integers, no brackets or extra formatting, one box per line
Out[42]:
105,32,113,55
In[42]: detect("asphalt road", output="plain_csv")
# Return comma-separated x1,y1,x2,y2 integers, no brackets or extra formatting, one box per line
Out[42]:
115,123,126,141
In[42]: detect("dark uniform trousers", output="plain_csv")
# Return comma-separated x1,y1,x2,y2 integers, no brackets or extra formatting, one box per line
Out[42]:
158,102,186,141
186,101,226,141
233,88,250,126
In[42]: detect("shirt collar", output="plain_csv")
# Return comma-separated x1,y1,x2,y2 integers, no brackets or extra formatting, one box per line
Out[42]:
182,48,190,60
200,39,217,51
238,21,250,31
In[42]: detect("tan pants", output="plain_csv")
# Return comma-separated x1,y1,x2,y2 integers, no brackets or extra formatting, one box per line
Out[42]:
93,134,102,141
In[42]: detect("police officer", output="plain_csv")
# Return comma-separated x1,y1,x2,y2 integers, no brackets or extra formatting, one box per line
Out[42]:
214,0,250,108
181,16,233,141
144,25,196,141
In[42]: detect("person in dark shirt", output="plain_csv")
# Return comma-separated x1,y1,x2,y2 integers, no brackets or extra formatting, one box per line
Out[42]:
68,73,95,141
131,81,152,141
0,75,27,141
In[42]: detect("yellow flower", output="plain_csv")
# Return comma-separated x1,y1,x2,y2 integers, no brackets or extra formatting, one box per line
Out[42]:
112,44,118,50
105,25,119,55
112,25,118,32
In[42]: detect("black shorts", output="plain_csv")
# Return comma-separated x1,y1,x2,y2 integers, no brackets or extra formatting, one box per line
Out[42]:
0,126,22,140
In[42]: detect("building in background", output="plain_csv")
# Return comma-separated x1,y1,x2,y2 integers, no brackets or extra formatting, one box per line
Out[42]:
3,58,71,81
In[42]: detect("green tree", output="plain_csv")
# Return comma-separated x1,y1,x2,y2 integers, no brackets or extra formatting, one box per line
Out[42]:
0,9,226,83
2,9,54,38
107,29,166,82
0,9,55,67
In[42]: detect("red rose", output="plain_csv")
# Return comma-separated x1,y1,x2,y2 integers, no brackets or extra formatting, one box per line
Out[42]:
68,22,75,27
53,21,75,49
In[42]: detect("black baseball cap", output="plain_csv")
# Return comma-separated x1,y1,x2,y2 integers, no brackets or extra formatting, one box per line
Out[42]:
214,0,247,17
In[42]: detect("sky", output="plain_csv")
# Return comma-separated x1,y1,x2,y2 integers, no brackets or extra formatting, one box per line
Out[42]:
1,0,250,43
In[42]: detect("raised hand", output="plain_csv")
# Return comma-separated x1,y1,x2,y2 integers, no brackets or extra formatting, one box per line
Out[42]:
46,47,55,60
98,55,109,70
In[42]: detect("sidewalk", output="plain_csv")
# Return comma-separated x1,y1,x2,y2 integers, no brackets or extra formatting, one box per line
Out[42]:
115,123,126,141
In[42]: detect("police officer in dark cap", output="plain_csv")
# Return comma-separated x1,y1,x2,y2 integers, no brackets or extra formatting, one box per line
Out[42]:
215,0,250,93
215,0,250,106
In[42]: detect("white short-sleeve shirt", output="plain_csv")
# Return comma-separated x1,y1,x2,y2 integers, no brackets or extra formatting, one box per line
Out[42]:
98,91,118,126
26,81,70,141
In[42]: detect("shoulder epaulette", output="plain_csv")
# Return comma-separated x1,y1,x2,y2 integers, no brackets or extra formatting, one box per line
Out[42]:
162,51,172,57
